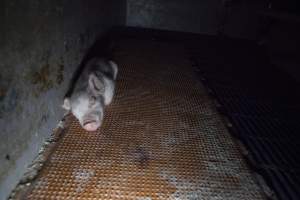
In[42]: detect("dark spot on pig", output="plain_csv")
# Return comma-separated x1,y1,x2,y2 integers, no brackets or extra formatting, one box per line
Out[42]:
5,154,10,160
131,147,151,168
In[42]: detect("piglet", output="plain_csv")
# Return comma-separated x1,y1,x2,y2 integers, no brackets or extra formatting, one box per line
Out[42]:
62,58,118,131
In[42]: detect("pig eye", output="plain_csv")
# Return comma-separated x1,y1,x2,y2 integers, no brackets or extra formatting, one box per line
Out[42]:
89,96,96,106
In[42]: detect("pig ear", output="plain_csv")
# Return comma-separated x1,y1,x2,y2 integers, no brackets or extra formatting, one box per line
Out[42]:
62,98,71,110
88,73,104,96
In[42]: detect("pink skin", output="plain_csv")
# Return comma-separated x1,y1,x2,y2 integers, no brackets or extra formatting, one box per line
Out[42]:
83,120,100,132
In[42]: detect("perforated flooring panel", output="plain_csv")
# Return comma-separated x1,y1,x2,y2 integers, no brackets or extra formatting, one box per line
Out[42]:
188,35,300,200
22,39,265,200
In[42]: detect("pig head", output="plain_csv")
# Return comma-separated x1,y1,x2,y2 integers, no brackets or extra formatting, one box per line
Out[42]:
62,59,118,132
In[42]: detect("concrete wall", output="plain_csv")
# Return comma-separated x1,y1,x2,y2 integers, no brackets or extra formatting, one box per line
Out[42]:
0,1,126,199
126,0,300,80
126,0,267,39
126,0,220,35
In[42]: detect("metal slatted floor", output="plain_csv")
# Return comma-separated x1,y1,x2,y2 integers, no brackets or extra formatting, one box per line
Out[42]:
18,39,265,199
189,37,300,200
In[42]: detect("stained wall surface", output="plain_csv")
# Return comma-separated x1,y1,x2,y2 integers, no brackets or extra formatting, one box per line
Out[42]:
0,1,126,199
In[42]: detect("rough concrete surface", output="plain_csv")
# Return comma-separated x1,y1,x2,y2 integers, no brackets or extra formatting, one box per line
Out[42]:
126,0,265,39
126,0,220,35
0,1,125,199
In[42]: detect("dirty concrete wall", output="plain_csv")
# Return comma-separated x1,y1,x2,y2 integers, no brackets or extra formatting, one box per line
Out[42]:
126,0,300,80
126,0,268,39
126,0,220,35
0,1,126,199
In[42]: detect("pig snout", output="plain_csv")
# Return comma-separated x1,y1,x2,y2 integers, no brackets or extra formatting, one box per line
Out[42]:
83,119,100,131
81,113,102,132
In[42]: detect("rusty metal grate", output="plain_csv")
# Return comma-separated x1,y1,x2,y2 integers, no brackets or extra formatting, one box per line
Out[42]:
23,39,265,199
